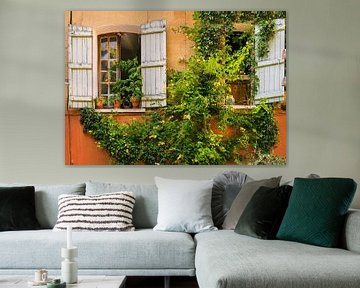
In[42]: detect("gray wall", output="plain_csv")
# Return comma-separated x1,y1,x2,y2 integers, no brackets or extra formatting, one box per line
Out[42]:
0,0,359,208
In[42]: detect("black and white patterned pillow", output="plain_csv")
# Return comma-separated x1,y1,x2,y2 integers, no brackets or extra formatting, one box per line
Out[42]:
53,192,136,231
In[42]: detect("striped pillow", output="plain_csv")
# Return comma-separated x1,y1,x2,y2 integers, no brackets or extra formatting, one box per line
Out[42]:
53,192,136,231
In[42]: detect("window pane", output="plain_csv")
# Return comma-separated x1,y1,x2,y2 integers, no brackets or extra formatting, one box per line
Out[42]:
101,84,108,95
109,37,117,47
110,71,116,82
110,83,115,94
110,60,117,70
101,72,108,82
109,37,117,59
101,61,108,71
100,38,109,59
109,48,117,59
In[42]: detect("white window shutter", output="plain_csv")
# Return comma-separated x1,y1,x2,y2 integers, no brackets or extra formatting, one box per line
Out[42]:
140,20,167,108
67,25,94,109
255,19,285,104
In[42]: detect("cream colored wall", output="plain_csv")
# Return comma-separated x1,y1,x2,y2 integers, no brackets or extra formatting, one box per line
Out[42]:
0,0,359,208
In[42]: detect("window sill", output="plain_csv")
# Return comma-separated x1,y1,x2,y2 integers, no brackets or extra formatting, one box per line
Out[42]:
230,105,255,110
95,108,146,113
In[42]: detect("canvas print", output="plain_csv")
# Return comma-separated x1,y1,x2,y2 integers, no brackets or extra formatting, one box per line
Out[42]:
65,11,286,165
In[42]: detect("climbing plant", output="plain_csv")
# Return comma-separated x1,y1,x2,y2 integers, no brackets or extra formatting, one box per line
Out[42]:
80,101,278,165
238,11,286,58
80,11,285,165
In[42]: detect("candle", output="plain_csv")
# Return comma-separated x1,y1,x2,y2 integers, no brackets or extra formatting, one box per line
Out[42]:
67,225,72,249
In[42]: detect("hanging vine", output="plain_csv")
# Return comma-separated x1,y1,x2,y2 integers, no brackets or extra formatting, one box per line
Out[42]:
80,11,286,165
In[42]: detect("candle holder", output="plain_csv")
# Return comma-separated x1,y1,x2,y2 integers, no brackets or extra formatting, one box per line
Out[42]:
61,247,78,284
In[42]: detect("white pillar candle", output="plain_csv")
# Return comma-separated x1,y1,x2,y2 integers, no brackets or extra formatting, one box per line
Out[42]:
67,225,72,249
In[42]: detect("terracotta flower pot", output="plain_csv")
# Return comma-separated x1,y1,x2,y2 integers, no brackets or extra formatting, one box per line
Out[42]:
113,100,121,109
131,98,140,109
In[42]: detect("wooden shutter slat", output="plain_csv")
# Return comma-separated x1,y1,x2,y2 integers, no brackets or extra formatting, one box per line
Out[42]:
67,24,94,109
140,20,167,108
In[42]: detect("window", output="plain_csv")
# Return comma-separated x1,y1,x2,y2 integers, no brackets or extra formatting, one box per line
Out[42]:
67,20,167,110
99,35,120,102
98,33,140,105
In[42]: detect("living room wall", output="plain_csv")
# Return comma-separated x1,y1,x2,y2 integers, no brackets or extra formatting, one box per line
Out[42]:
0,0,359,208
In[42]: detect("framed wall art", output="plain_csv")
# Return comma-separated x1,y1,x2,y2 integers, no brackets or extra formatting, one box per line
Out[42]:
64,10,286,165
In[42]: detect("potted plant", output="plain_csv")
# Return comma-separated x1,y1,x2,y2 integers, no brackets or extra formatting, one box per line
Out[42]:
95,96,106,109
130,95,141,109
112,57,143,109
109,95,121,109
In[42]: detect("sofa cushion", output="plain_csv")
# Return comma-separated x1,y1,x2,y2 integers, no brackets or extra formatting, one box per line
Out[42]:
234,185,292,239
0,186,40,231
342,209,360,253
0,229,195,272
86,181,158,229
195,230,360,288
277,178,357,247
212,171,251,228
0,183,86,229
153,177,216,233
282,173,320,186
53,192,136,232
222,177,281,229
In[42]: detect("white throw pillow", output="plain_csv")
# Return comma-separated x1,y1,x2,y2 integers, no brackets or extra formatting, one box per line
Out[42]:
53,192,135,232
153,177,217,233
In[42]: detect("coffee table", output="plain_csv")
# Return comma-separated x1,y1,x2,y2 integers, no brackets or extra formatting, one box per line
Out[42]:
0,275,126,288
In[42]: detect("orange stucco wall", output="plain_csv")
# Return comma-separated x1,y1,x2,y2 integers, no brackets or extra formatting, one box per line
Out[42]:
273,108,286,159
65,110,144,165
65,110,286,165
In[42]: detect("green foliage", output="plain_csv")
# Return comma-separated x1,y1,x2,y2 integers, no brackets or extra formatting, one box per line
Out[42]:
79,11,284,165
238,11,286,23
168,46,250,111
237,11,286,59
112,57,143,105
248,151,286,165
255,19,276,59
183,11,239,59
80,102,280,165
250,101,279,154
80,108,234,165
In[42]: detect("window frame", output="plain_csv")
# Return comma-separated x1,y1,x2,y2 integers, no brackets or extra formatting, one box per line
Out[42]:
98,33,121,103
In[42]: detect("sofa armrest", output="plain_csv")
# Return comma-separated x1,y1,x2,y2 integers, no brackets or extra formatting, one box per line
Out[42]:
342,209,360,253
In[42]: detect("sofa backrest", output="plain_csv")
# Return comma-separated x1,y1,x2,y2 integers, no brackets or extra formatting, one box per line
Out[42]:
86,181,158,229
0,183,86,229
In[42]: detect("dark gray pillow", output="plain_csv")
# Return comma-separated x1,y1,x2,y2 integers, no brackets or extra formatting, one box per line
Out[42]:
0,183,86,228
212,171,252,228
235,185,292,239
0,186,41,231
222,176,282,230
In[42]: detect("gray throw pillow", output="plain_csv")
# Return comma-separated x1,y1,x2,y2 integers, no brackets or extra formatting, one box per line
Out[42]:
212,171,252,228
86,181,158,229
153,177,217,233
283,173,320,186
222,176,281,230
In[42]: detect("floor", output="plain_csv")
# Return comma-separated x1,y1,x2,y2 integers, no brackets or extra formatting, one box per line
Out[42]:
126,276,199,288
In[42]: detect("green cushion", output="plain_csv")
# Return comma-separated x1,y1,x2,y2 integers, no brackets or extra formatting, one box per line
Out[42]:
277,178,357,247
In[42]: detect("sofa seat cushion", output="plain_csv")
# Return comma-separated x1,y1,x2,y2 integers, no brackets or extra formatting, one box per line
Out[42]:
0,229,195,271
195,230,360,288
